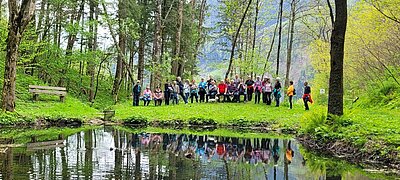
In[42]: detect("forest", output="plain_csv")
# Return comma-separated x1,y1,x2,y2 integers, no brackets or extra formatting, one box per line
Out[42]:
0,0,400,176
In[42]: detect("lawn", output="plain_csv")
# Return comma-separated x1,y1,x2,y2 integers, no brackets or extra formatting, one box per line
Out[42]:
112,100,319,129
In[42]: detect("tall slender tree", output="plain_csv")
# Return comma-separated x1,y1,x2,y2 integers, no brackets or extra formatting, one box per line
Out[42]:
225,0,253,79
276,0,284,76
285,0,297,87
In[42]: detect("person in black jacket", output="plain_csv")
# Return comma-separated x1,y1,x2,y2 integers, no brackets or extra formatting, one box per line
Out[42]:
164,80,171,105
245,75,255,102
132,80,141,106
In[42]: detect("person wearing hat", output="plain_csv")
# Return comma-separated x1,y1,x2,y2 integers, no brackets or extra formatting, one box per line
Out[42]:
142,86,152,106
132,80,142,106
254,76,262,104
245,75,255,102
262,78,273,105
273,77,282,107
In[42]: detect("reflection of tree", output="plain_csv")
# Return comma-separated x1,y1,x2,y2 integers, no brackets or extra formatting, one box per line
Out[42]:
3,148,13,180
113,129,122,180
84,130,93,179
283,139,288,180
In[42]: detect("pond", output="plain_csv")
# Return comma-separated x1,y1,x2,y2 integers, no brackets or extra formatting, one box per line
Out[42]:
0,126,396,179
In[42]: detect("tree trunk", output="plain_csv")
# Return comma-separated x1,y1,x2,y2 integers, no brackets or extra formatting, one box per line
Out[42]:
328,0,347,116
225,0,253,79
284,0,296,88
138,0,147,84
276,0,284,76
2,0,36,112
171,0,184,77
88,0,98,103
151,0,162,89
192,0,207,76
251,0,259,78
112,0,127,102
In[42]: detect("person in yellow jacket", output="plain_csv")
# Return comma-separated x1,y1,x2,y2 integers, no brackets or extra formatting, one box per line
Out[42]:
287,81,295,109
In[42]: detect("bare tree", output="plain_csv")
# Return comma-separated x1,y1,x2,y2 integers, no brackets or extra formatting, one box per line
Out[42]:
225,0,253,79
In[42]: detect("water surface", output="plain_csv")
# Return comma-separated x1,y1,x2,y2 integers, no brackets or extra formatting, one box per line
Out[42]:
0,126,394,179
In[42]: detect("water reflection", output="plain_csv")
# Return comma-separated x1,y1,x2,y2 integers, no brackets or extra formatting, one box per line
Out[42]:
0,127,384,179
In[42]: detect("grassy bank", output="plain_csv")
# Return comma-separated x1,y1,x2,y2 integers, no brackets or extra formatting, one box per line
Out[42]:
299,107,400,169
112,101,318,129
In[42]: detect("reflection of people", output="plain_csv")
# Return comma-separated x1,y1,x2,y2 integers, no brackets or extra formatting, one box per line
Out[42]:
285,140,294,164
261,138,271,164
272,139,280,165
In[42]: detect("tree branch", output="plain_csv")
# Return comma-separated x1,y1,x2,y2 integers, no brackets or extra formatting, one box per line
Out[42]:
326,0,334,25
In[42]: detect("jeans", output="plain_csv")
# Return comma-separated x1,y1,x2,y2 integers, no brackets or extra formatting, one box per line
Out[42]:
237,92,247,102
190,93,198,103
304,97,309,110
264,92,272,105
199,89,206,103
185,93,190,102
206,91,217,102
247,88,254,102
289,95,293,109
274,92,280,107
171,93,179,105
254,90,261,104
164,91,170,105
133,94,140,106
179,92,188,104
154,99,162,106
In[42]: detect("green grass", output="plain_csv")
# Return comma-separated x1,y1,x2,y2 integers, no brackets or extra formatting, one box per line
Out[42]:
16,97,99,121
300,106,400,160
113,100,318,129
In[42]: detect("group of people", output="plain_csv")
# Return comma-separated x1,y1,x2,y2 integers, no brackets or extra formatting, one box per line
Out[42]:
132,75,313,110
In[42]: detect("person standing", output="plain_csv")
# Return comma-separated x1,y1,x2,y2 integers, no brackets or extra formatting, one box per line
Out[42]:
177,77,188,104
198,78,207,103
287,81,295,109
254,76,262,104
189,81,198,103
263,78,273,105
273,77,282,107
237,80,247,103
233,74,241,87
302,82,313,110
133,80,141,106
154,86,163,106
245,75,255,102
183,79,190,102
164,80,171,105
172,81,180,105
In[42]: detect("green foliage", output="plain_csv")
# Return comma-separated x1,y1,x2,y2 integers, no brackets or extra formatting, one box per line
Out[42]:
188,117,216,126
123,115,148,125
0,112,32,126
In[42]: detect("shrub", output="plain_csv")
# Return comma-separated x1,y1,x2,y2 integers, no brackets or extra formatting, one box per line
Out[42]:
123,116,148,125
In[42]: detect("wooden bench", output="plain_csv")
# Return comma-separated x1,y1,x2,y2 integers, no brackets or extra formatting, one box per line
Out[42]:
29,85,67,102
